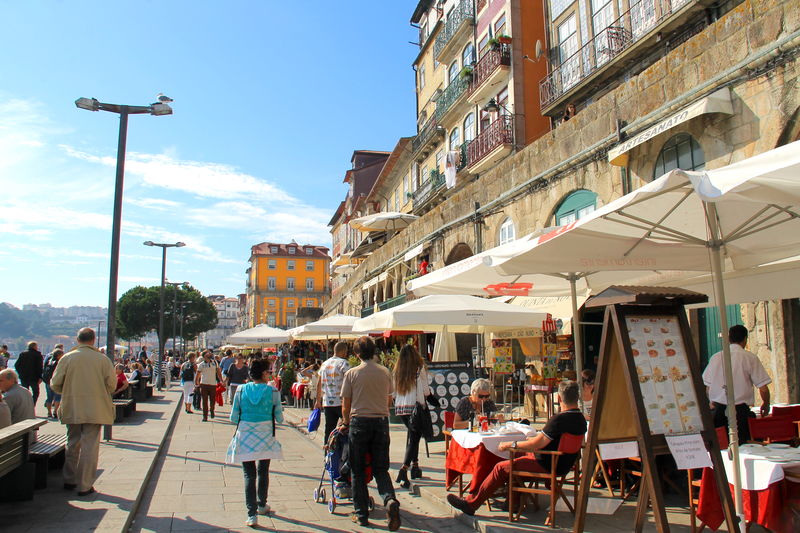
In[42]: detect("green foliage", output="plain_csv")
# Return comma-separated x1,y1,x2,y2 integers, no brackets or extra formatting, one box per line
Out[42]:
280,362,295,396
116,284,218,341
347,354,360,367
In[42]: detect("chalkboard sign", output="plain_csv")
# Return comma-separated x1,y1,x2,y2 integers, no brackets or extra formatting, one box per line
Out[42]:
426,361,473,441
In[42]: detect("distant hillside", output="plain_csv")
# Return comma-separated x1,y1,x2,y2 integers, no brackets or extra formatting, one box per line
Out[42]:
0,303,99,349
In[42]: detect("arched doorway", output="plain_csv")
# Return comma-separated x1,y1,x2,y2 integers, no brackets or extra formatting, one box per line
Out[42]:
445,243,473,265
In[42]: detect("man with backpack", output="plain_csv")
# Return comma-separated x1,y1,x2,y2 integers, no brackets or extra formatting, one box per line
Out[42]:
43,348,64,419
180,352,197,414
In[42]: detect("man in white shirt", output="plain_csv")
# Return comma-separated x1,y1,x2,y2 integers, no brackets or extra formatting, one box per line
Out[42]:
702,325,771,443
315,342,351,444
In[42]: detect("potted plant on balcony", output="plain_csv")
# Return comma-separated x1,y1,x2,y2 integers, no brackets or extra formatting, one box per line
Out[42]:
459,65,474,81
497,34,512,45
487,37,500,50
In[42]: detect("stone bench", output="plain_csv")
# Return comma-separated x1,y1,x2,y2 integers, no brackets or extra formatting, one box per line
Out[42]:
29,433,67,489
0,419,47,501
113,398,136,423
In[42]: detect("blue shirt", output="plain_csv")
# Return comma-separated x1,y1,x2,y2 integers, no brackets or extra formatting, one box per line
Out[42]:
230,382,284,424
220,356,235,373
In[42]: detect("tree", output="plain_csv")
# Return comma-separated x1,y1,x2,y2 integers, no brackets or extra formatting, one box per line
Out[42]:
116,285,217,342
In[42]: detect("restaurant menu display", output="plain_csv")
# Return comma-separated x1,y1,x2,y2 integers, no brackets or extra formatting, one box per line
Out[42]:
491,339,514,374
626,315,702,435
427,361,474,441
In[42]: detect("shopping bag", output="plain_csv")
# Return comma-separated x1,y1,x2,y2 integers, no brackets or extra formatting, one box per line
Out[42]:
192,387,201,409
307,408,321,433
215,383,225,407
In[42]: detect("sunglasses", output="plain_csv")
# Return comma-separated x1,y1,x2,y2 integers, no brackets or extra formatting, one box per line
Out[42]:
477,394,491,399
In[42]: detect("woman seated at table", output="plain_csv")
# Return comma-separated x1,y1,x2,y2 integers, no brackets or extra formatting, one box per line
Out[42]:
581,369,595,420
113,364,129,399
129,362,144,382
453,378,503,429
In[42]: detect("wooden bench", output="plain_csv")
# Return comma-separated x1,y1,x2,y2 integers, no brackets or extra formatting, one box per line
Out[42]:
29,433,67,489
113,398,136,422
0,419,47,501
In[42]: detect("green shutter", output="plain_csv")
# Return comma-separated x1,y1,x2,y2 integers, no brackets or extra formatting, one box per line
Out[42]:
698,304,741,368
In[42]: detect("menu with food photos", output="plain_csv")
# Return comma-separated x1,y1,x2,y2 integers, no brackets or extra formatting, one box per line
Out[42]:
626,315,702,435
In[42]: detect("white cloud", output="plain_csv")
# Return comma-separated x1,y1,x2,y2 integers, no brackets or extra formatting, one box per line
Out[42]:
126,197,183,211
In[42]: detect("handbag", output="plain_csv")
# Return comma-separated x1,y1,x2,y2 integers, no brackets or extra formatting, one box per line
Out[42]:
411,402,434,441
192,387,201,409
307,408,321,433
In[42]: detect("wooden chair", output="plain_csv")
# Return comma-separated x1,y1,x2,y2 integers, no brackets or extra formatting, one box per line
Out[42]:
442,411,467,496
508,433,584,527
771,405,800,420
590,449,617,497
688,427,729,533
748,415,796,444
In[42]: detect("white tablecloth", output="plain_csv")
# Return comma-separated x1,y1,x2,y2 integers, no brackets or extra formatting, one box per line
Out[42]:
451,423,536,457
720,444,800,490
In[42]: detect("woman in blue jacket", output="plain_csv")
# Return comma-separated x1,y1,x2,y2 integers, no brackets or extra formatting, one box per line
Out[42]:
227,358,284,528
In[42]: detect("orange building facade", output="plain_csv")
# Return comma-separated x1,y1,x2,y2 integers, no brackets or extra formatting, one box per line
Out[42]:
245,241,330,329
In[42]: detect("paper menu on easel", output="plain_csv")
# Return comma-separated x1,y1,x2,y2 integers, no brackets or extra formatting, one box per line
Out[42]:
626,316,703,435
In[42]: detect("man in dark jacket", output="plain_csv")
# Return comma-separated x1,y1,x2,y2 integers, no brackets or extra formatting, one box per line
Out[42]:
15,341,44,407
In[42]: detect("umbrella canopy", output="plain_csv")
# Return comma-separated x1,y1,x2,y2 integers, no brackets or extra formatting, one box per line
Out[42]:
287,314,362,341
352,294,548,334
349,211,419,232
227,324,289,345
487,140,800,519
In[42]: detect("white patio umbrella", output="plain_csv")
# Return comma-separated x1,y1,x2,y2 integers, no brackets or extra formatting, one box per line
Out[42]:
227,324,289,346
287,314,363,343
487,139,800,521
349,212,419,232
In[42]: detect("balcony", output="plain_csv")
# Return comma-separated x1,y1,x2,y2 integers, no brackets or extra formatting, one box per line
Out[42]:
468,44,511,104
360,306,374,318
540,0,696,113
378,294,407,311
467,115,514,173
434,75,470,124
411,118,446,159
412,169,446,212
433,0,474,61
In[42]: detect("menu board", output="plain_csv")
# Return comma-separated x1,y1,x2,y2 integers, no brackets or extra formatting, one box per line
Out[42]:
491,339,514,374
626,315,702,435
426,361,474,441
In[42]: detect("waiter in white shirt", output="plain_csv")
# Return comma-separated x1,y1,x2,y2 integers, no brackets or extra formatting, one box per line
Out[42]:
702,325,771,443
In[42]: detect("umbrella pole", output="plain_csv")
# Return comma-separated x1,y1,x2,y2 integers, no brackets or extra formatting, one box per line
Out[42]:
569,275,584,399
707,203,744,524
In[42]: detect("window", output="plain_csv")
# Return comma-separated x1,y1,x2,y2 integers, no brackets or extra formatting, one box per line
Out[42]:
449,127,461,150
403,173,409,197
478,33,490,57
306,260,314,271
494,13,507,37
499,217,516,245
421,166,429,184
653,133,705,179
435,149,444,171
558,15,580,90
287,299,295,308
497,86,509,118
270,246,278,253
288,260,296,270
268,277,276,290
592,0,614,64
268,259,276,270
306,299,315,307
306,278,314,291
287,277,295,291
267,313,276,327
448,60,460,85
305,247,313,255
419,64,426,89
288,246,296,254
267,299,276,307
463,113,476,142
555,190,598,226
287,314,296,328
393,189,398,212
462,43,474,67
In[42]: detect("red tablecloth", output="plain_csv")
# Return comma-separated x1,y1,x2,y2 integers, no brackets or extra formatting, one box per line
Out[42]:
291,383,307,400
696,467,800,532
445,439,505,494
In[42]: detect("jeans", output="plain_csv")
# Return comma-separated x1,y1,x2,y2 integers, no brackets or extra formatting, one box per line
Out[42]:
200,384,216,419
243,460,270,517
712,402,754,444
21,380,40,406
349,416,396,520
228,383,243,404
400,415,422,467
323,405,342,445
44,383,61,408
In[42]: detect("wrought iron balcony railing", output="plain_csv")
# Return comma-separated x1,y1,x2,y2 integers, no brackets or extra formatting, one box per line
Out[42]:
434,75,469,122
539,0,692,110
467,115,513,167
411,118,445,155
433,0,475,60
412,169,446,210
378,294,406,312
468,43,511,96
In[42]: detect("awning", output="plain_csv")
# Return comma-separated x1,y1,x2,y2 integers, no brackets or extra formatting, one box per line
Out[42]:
608,87,733,166
351,231,386,258
332,252,353,267
404,243,425,262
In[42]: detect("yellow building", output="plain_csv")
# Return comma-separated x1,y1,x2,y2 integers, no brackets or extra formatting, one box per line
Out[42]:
246,241,330,328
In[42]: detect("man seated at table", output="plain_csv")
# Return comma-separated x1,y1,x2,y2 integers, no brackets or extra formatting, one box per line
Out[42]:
453,378,503,429
447,380,586,516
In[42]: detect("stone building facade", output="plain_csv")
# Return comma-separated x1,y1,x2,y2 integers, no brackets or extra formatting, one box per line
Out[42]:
327,0,800,402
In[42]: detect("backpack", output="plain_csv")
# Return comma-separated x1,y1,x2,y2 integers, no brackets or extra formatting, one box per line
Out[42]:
43,357,58,384
181,363,195,382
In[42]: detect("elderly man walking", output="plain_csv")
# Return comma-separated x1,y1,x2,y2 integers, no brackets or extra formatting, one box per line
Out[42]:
50,328,116,496
15,341,43,407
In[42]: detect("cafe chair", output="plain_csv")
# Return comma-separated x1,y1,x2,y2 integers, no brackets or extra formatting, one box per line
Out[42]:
442,410,466,496
748,415,796,444
771,405,800,420
507,433,584,527
688,427,729,533
590,449,618,498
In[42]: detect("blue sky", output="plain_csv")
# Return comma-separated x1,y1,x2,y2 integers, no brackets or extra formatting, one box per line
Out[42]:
0,1,417,307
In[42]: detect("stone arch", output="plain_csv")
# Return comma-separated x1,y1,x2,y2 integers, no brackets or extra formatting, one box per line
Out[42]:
385,279,394,300
550,189,598,226
445,243,473,265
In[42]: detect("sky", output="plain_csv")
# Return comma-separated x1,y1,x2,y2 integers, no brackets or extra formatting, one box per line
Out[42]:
0,1,418,308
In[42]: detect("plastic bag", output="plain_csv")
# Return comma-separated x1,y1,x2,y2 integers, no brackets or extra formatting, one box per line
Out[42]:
307,407,321,433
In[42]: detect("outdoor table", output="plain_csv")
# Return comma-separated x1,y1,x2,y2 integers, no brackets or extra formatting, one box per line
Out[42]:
696,443,800,532
525,384,556,423
444,426,534,494
290,382,307,402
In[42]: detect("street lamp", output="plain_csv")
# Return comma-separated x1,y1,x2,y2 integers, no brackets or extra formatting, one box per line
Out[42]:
166,281,188,356
75,96,173,365
143,241,185,390
178,301,189,355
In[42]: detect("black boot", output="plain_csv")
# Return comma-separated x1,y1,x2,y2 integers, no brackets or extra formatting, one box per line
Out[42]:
395,467,410,488
410,464,422,479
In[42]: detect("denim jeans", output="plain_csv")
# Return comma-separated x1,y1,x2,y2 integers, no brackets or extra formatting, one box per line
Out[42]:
323,405,342,445
242,460,270,517
349,416,396,520
400,415,422,467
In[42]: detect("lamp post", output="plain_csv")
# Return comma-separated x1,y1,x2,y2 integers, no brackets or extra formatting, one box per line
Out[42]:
144,241,185,390
96,320,105,349
166,281,188,356
178,301,189,355
75,96,173,365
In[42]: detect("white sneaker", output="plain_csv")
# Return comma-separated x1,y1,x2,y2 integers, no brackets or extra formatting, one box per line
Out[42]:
246,516,257,527
257,504,270,515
